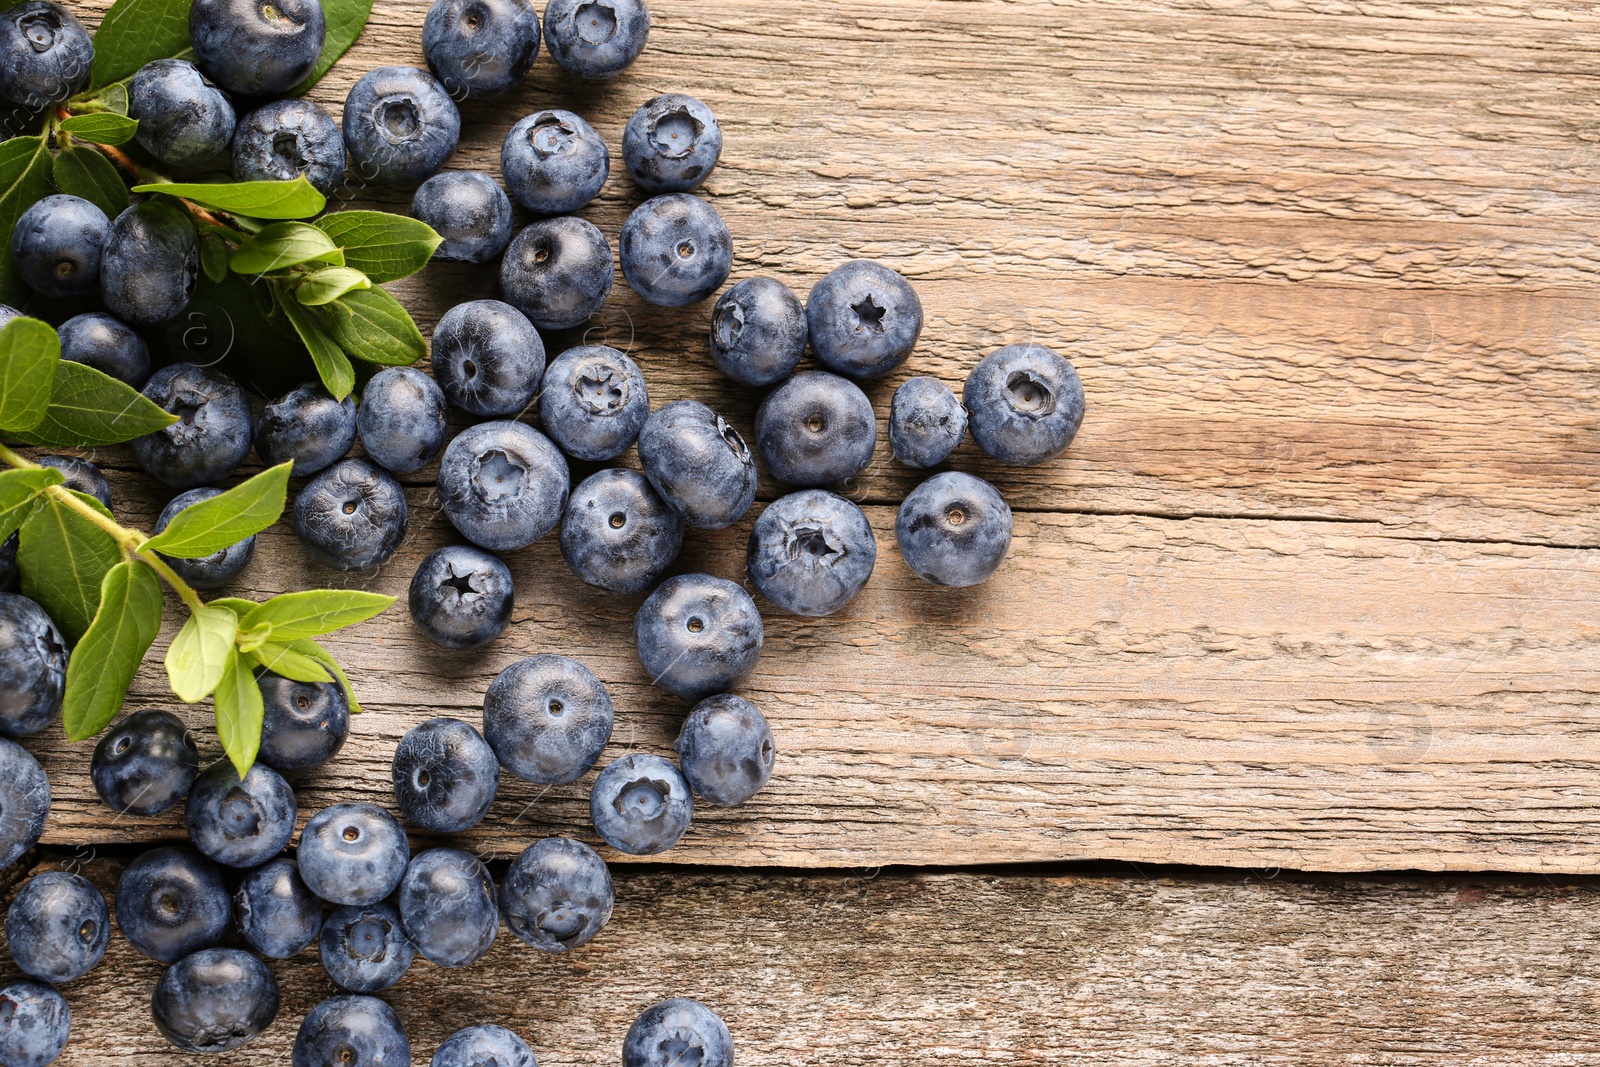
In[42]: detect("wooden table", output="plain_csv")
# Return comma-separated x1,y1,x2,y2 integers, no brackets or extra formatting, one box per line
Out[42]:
21,0,1600,1062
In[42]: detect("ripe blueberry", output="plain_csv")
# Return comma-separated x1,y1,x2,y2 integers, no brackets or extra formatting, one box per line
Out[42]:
589,753,692,856
537,344,649,462
0,739,46,869
114,846,231,963
895,471,1012,587
254,382,357,476
319,900,415,993
423,0,540,98
412,171,513,263
483,654,613,785
710,277,807,388
151,948,278,1053
747,489,876,617
156,488,258,589
100,199,199,326
396,847,498,967
437,420,568,551
0,980,68,1067
964,342,1086,466
754,370,877,487
619,193,732,307
232,98,347,195
623,93,721,194
889,375,966,468
234,857,323,959
806,259,923,379
0,2,91,109
391,717,499,833
297,802,410,906
35,454,110,509
189,0,325,97
90,709,199,816
674,693,775,807
431,298,545,417
132,362,252,489
0,592,66,737
357,366,447,475
5,870,109,984
257,670,349,771
409,544,514,651
432,1025,536,1067
559,468,682,595
636,399,757,530
343,66,461,187
293,996,411,1067
501,109,608,214
185,759,298,868
498,836,613,953
623,998,732,1067
543,0,649,79
293,458,409,570
633,574,763,701
57,312,150,388
10,193,107,299
500,216,613,330
129,59,236,169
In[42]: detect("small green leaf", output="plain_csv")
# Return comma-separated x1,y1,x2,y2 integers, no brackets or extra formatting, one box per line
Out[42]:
10,359,178,447
0,318,60,433
17,491,121,643
134,177,326,221
207,597,258,618
199,230,231,282
240,590,394,642
292,0,372,94
91,0,191,87
52,145,129,218
214,649,264,778
313,211,442,282
316,287,425,366
288,638,361,714
282,296,355,400
164,604,239,703
143,463,291,559
61,560,162,740
59,113,139,146
0,467,64,543
230,221,344,275
66,82,130,115
250,641,332,683
294,267,370,306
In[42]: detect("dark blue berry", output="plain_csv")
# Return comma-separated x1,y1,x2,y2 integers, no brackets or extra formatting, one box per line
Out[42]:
637,399,757,530
895,471,1012,587
396,848,498,967
408,544,514,650
391,717,499,833
559,468,682,594
501,109,608,214
806,260,922,379
343,66,460,187
100,192,199,327
0,592,65,737
293,996,411,1067
0,980,68,1067
114,846,231,963
674,694,774,807
500,216,613,330
747,489,876,617
889,376,966,468
356,366,447,475
319,900,414,993
232,98,347,195
754,371,877,487
0,739,46,869
412,171,512,263
590,753,691,856
543,0,648,79
710,277,807,388
35,455,110,509
234,857,323,959
155,488,258,589
258,671,349,771
90,709,198,816
619,193,731,307
10,194,107,299
963,342,1086,466
432,1025,535,1067
430,299,545,417
129,59,236,169
622,94,720,194
293,458,409,570
255,383,358,476
623,999,732,1067
536,344,648,461
298,802,410,906
483,654,612,785
0,2,91,109
423,0,540,98
185,759,297,868
151,948,278,1053
634,574,762,700
0,536,14,594
57,312,149,388
498,836,612,953
437,420,568,551
5,871,109,983
131,362,252,489
189,0,324,97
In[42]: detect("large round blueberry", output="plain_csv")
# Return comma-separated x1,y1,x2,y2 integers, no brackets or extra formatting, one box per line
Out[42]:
0,2,91,108
498,836,612,953
152,947,278,1053
0,739,45,870
132,362,252,489
391,717,499,833
396,847,498,967
343,66,461,187
0,980,68,1067
35,454,111,509
357,366,447,475
58,312,150,388
634,574,762,700
293,996,411,1067
619,193,731,308
437,421,568,551
623,998,732,1067
100,199,199,326
255,383,358,476
501,109,608,215
412,171,512,264
185,759,297,868
155,488,258,589
754,371,877,487
10,194,107,298
232,98,347,195
129,59,236,169
90,709,198,816
298,802,410,906
258,671,349,771
431,299,546,417
543,0,648,79
293,458,409,570
890,376,966,468
806,260,923,379
710,277,807,388
409,544,514,651
234,858,323,959
319,900,415,993
559,468,682,594
622,93,721,194
963,342,1086,466
483,654,612,785
424,0,540,98
895,471,1012,587
636,400,757,531
0,592,65,737
747,489,876,617
115,846,231,963
500,216,613,331
189,0,324,97
590,753,692,856
537,344,648,461
5,871,109,983
433,1025,536,1067
674,693,774,807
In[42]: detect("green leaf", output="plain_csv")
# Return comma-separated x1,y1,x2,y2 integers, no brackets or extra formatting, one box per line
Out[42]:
10,359,178,447
282,296,355,399
52,146,129,218
292,0,371,93
17,491,121,643
134,177,326,221
58,113,139,146
0,135,54,306
91,0,192,87
316,287,425,366
0,317,60,432
214,649,264,778
249,641,332,683
61,560,162,740
240,589,394,642
66,82,130,115
207,597,257,618
313,211,441,282
0,467,63,542
230,221,344,275
199,230,230,283
143,463,291,559
164,603,238,703
288,638,361,713
294,266,370,306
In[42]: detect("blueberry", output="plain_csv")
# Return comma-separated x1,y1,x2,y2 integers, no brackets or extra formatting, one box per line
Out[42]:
674,693,775,807
132,362,252,489
501,109,608,214
0,2,91,109
5,871,109,983
806,260,923,379
412,171,513,264
255,383,358,476
234,858,323,959
259,671,349,772
10,194,107,299
319,900,415,993
432,1025,536,1067
396,847,497,967
636,400,757,530
35,457,111,515
298,802,410,906
623,999,732,1067
747,489,876,617
343,66,461,187
293,458,409,570
590,753,691,855
894,471,1012,587
543,0,648,79
619,193,731,308
536,344,648,461
232,98,347,195
0,739,46,869
482,654,612,785
129,59,236,169
152,948,278,1053
0,592,66,737
57,312,149,388
115,846,231,963
0,980,68,1067
100,199,199,326
185,759,298,868
500,216,613,331
633,574,762,701
409,545,513,651
710,277,807,387
754,371,877,488
889,376,966,468
424,0,540,98
293,996,411,1067
391,717,499,833
154,488,258,589
498,836,612,953
963,342,1086,466
559,468,682,594
90,709,198,816
622,94,721,194
357,366,447,475
189,0,325,97
436,421,568,551
431,299,546,417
